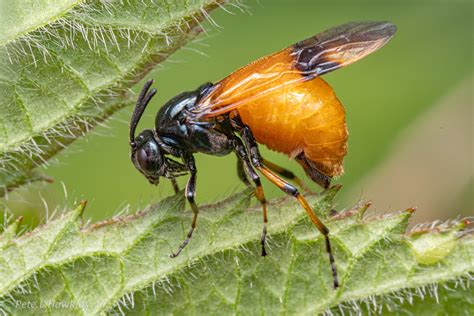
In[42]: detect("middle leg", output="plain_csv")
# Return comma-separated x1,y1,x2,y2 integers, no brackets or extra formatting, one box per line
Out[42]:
170,178,180,194
233,137,269,256
236,155,251,187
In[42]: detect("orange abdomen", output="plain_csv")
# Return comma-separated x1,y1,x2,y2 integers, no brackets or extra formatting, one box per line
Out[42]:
237,77,348,177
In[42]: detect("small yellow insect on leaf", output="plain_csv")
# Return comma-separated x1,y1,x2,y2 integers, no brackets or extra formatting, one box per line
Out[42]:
409,231,458,265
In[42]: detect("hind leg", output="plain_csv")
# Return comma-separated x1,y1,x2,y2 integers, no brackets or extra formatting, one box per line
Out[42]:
262,158,309,191
296,153,332,189
240,125,339,288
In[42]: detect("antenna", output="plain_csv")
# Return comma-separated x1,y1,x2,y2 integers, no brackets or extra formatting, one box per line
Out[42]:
129,79,157,148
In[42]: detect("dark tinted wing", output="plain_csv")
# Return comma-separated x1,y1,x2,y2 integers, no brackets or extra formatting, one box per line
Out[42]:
194,21,396,118
293,21,396,75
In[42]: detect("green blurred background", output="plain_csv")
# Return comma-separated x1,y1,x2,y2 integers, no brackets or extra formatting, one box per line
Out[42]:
2,0,472,228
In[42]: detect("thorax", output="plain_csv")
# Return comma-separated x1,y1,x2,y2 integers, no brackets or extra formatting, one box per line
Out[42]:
155,84,234,157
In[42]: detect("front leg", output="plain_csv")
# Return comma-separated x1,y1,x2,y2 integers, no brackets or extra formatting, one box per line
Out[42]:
170,154,199,258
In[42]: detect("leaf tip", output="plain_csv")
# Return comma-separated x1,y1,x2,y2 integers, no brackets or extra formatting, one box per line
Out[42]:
320,184,342,201
357,200,372,218
405,207,417,214
75,200,88,219
461,218,472,227
15,215,24,227
0,215,23,245
331,200,372,220
9,215,23,230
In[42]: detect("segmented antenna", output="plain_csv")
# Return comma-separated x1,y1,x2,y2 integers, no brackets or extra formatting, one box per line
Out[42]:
129,79,157,147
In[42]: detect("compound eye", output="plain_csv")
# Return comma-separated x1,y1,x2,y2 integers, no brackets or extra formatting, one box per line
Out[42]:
137,148,151,172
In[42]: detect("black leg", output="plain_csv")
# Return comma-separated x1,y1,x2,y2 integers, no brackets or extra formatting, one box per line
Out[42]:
170,154,199,258
236,156,251,187
233,137,269,256
170,178,180,194
262,158,309,190
241,125,339,288
296,153,332,189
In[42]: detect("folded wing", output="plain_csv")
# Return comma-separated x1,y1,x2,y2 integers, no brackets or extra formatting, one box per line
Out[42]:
192,21,396,119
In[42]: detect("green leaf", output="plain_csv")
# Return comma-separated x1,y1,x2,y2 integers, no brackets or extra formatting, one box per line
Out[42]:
0,188,472,314
0,0,223,195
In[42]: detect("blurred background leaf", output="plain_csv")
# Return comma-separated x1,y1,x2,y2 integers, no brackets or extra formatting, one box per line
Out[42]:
346,78,472,224
1,0,472,227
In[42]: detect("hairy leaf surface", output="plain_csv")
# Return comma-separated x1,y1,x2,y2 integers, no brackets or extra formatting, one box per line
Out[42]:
0,0,224,195
0,188,472,314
